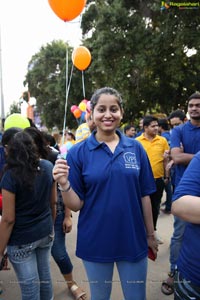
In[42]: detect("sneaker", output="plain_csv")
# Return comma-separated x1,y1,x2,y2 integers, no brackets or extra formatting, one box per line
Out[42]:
160,208,171,214
0,284,3,295
157,236,164,244
154,231,164,244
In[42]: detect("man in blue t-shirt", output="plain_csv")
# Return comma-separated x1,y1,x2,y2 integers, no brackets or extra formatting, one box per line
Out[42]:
172,151,200,299
161,93,200,295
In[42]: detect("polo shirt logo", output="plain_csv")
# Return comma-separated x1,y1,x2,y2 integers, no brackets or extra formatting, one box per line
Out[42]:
123,152,139,169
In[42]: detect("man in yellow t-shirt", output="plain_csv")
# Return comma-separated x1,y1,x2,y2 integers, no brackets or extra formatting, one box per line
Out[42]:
75,113,96,144
136,115,169,243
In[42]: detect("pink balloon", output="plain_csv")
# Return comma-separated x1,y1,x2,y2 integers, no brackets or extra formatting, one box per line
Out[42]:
71,105,77,113
86,101,91,112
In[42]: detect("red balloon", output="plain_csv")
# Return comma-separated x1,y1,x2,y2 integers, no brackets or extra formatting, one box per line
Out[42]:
72,46,92,71
48,0,87,22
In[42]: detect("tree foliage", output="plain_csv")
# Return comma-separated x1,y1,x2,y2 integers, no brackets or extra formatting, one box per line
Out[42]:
24,40,93,129
24,1,200,128
82,0,200,122
7,102,20,116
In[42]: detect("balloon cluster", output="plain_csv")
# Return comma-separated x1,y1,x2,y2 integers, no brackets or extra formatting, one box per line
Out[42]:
48,1,91,71
48,0,92,128
71,99,91,124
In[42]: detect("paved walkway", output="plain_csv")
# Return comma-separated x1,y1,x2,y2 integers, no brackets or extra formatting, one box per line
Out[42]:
0,204,174,300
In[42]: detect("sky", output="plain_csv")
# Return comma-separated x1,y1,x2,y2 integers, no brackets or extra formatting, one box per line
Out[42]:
0,0,83,115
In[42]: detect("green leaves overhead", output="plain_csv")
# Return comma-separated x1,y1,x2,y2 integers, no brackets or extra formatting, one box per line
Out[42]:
24,40,93,129
24,1,200,129
82,0,200,121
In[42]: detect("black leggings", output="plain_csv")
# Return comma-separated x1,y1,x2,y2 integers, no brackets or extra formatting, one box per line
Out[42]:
150,178,165,231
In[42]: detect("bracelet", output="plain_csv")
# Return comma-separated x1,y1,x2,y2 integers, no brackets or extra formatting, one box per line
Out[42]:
0,253,7,271
147,233,154,238
58,183,71,192
65,214,73,218
164,177,170,180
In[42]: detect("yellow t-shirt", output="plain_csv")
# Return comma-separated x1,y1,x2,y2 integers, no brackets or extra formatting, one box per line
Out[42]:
136,134,169,178
75,122,90,143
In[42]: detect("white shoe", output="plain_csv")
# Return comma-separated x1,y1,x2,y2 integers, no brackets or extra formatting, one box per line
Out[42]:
154,231,164,244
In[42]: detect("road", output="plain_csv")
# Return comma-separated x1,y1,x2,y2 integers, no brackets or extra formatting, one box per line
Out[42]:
0,203,174,300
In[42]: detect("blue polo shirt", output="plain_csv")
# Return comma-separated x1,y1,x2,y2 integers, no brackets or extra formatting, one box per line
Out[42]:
0,146,5,178
161,131,170,146
0,159,54,245
170,121,200,187
172,151,200,286
67,130,156,263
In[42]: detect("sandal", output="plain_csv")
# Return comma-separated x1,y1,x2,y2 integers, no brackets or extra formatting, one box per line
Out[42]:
0,284,3,295
161,272,175,295
70,283,87,300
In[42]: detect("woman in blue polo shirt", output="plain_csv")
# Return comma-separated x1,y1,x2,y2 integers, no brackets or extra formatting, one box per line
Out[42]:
53,87,158,300
172,151,200,299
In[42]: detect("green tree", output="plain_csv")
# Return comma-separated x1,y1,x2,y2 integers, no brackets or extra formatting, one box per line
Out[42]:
24,40,92,129
25,1,200,127
8,101,21,115
82,0,200,121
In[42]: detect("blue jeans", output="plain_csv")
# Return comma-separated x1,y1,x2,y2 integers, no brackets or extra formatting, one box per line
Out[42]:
7,235,54,300
83,258,147,300
51,212,73,275
170,216,186,273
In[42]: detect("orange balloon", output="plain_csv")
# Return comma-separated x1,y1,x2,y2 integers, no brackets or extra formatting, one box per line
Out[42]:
73,108,82,119
48,0,87,22
72,46,92,71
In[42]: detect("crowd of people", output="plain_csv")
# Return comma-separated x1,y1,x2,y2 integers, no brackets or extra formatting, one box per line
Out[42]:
0,87,200,300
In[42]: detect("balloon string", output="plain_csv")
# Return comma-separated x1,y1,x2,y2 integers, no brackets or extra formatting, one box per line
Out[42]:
82,71,85,98
61,63,74,145
80,11,85,99
66,47,69,103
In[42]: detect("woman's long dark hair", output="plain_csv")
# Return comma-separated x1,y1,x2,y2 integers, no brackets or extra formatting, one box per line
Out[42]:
4,131,40,189
24,127,49,159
